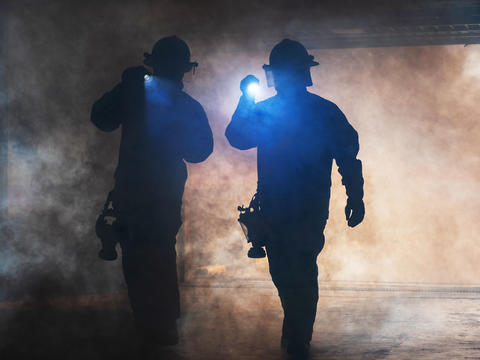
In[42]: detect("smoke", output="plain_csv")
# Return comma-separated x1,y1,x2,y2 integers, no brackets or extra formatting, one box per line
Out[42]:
310,45,480,285
2,0,480,358
182,43,480,286
4,0,480,297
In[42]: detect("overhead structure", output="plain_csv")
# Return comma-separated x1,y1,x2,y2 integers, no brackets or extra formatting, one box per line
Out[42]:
298,0,480,49
145,0,480,50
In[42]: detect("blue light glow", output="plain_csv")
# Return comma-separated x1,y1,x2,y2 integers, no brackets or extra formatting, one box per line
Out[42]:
144,74,152,81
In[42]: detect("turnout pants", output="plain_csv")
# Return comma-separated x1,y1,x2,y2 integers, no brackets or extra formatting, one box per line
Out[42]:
266,220,326,346
117,207,182,338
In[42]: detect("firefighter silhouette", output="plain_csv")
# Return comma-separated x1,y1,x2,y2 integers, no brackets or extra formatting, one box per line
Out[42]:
226,39,364,358
91,36,213,353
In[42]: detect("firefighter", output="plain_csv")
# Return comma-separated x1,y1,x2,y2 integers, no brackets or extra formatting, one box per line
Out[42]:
91,36,213,353
225,39,364,358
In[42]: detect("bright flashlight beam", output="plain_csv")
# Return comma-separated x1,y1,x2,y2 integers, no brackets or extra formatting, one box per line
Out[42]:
246,82,260,97
144,74,152,81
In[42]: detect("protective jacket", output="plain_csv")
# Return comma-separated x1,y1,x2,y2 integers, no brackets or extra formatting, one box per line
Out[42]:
91,66,213,228
226,90,363,223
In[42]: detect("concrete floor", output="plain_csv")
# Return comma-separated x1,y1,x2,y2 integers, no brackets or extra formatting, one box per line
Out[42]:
1,281,480,359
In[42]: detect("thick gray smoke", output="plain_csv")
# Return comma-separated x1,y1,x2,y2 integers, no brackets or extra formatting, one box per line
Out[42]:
3,1,480,303
2,2,480,359
184,44,480,286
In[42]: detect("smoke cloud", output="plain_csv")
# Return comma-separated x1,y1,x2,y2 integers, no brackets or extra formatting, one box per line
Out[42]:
3,0,480,297
2,0,480,357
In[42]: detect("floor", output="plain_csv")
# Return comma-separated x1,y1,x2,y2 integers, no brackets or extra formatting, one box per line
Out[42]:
1,281,480,359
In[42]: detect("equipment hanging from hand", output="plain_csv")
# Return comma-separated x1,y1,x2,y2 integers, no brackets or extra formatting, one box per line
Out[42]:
237,192,268,258
95,191,119,261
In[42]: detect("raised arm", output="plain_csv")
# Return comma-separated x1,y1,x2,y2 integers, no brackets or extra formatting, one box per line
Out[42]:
225,75,263,150
332,105,365,227
91,66,148,132
226,95,261,150
91,83,125,132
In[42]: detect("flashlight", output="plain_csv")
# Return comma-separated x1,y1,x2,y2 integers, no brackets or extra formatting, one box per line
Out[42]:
246,82,260,97
241,75,260,99
144,74,152,82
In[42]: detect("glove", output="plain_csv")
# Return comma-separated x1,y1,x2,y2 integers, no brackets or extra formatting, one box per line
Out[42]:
345,198,365,228
240,75,259,99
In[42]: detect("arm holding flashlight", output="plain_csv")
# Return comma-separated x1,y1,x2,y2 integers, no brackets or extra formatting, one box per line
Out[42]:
91,66,149,132
225,75,261,150
91,82,125,132
331,105,365,227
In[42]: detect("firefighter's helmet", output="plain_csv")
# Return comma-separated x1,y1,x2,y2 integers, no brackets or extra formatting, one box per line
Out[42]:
143,36,198,75
263,39,318,88
268,39,318,69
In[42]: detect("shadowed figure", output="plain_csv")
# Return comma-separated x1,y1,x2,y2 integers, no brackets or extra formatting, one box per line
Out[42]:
91,36,213,355
226,39,364,359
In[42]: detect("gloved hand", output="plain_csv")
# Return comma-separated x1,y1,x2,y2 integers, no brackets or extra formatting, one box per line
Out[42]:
121,66,150,83
345,198,365,228
240,75,259,99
